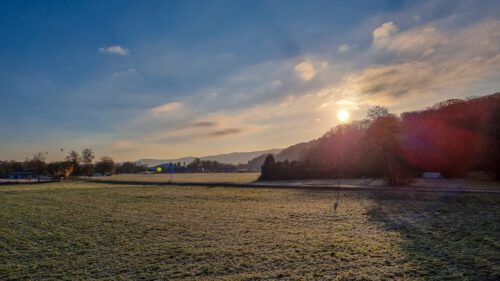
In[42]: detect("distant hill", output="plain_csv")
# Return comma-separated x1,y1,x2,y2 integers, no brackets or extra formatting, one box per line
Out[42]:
275,141,318,162
137,149,282,167
244,141,318,171
245,153,269,172
137,157,197,167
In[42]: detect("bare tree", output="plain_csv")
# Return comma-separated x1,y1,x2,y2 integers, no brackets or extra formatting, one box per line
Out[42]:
26,152,47,182
94,156,116,175
367,106,392,121
81,148,95,176
65,150,81,175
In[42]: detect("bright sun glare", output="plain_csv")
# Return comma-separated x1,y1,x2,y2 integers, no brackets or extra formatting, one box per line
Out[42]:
337,110,350,122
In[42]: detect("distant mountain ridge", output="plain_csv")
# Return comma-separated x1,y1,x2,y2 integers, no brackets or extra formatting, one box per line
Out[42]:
136,149,283,167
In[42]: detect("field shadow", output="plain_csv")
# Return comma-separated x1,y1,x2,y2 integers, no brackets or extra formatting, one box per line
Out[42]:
367,190,500,280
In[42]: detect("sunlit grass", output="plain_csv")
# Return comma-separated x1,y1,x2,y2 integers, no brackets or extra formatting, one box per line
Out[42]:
1,182,498,280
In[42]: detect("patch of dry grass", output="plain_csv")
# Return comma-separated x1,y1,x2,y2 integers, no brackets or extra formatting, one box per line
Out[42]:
94,173,260,184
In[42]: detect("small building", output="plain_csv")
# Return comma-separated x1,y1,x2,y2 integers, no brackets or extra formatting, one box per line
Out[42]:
8,171,36,179
422,172,442,179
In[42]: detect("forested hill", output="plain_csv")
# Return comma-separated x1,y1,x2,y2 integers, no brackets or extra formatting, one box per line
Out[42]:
259,93,500,181
400,93,500,177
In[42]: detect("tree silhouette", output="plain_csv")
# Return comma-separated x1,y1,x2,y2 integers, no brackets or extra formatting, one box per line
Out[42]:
65,150,81,175
47,161,74,179
94,156,116,175
81,148,95,176
362,115,411,185
25,152,47,182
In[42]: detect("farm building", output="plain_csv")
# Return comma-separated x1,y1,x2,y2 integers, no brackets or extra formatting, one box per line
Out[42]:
422,172,442,179
8,171,36,179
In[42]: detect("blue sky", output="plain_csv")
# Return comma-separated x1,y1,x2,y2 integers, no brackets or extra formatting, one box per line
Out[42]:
1,0,499,161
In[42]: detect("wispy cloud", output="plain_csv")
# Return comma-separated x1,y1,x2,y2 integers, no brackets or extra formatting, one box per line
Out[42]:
98,45,129,56
150,102,183,116
372,22,446,58
271,80,283,87
189,121,217,128
337,44,351,54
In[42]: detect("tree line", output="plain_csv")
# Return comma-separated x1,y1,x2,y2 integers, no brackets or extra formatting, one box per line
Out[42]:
0,148,148,179
152,158,246,173
0,149,247,180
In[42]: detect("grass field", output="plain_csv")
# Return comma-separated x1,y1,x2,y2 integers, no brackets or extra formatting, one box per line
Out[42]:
1,182,499,280
93,173,261,183
85,173,500,192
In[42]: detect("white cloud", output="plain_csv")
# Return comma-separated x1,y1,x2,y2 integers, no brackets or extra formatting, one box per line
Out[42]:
150,102,183,116
384,26,447,57
294,60,316,81
110,68,139,78
372,21,398,48
207,92,218,98
337,44,351,54
98,45,129,56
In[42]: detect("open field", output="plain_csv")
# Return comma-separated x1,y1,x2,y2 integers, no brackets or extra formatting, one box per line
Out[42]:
85,173,500,193
1,182,499,280
91,173,261,183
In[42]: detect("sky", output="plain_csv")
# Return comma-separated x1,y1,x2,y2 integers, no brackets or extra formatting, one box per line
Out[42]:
1,0,499,162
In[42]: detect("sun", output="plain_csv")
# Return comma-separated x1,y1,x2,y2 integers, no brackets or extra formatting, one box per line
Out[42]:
337,110,350,122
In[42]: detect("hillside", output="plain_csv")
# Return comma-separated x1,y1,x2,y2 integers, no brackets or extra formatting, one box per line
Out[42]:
275,141,318,162
244,141,318,171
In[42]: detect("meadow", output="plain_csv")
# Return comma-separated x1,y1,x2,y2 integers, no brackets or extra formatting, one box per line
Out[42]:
94,172,261,183
1,181,499,280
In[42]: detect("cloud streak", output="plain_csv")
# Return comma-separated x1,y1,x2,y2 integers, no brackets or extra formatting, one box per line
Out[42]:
189,121,217,128
210,128,242,137
150,102,183,116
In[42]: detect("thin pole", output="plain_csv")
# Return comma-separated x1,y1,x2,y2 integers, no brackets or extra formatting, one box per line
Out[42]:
334,126,343,212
